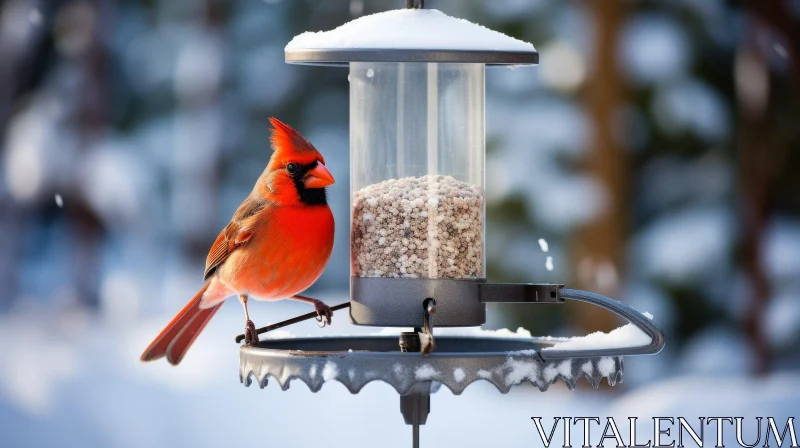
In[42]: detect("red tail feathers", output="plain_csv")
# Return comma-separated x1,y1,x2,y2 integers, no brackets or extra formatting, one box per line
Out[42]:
140,281,223,365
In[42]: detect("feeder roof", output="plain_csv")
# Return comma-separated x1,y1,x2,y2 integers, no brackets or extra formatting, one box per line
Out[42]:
285,8,538,66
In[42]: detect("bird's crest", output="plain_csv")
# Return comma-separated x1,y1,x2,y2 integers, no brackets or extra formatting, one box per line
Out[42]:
269,117,320,159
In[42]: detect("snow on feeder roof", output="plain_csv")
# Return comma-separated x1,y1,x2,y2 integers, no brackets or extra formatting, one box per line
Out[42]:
285,8,539,66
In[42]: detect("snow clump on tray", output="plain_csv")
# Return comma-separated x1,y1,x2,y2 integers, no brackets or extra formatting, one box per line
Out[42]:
543,312,654,351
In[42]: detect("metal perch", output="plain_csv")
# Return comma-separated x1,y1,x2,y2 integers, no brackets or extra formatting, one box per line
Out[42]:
234,302,351,343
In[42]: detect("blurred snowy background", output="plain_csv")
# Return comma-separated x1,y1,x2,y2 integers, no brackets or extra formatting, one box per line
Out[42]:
1,0,799,447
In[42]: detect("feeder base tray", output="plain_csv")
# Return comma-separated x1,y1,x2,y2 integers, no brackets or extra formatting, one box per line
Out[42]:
238,288,664,448
239,336,624,394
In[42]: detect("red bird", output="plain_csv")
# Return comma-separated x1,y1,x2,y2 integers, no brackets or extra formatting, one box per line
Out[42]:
141,118,336,365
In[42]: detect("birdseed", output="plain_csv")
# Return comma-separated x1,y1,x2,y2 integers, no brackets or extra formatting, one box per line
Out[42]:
351,175,483,279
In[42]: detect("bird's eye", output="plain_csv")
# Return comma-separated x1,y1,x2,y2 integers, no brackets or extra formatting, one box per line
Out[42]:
286,163,298,175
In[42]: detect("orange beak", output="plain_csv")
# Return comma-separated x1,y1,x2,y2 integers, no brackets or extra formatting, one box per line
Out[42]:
303,162,335,189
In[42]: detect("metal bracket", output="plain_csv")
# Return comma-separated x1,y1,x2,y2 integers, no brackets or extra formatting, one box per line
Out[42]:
539,289,665,360
478,283,564,303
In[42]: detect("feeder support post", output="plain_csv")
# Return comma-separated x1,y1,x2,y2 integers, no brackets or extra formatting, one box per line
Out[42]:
399,331,430,448
406,0,424,9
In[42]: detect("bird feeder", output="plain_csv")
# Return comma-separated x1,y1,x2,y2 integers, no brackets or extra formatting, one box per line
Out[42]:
239,3,664,447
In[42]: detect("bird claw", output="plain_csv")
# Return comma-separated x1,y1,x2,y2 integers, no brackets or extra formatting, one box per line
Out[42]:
313,300,333,328
244,320,259,345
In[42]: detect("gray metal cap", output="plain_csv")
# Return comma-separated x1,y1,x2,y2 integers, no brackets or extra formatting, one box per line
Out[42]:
285,48,539,67
284,8,539,67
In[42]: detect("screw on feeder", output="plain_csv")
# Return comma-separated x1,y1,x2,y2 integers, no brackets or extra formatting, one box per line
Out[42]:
399,331,421,353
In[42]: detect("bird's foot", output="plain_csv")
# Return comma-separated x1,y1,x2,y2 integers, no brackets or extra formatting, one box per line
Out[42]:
313,300,333,327
244,320,259,345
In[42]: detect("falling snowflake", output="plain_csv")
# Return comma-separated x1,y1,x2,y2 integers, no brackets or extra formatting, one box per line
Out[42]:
54,194,63,208
538,238,549,252
545,256,554,271
349,0,364,16
774,43,788,59
29,9,42,25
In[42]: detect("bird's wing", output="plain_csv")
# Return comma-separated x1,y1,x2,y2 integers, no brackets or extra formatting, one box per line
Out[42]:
203,197,266,280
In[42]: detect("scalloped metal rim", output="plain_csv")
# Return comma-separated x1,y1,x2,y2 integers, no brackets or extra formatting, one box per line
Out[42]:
239,336,623,395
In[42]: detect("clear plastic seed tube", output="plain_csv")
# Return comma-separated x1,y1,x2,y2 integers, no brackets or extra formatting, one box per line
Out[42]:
349,62,486,280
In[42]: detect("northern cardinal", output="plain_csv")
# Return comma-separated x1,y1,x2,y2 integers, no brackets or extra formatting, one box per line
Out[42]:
141,117,336,365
